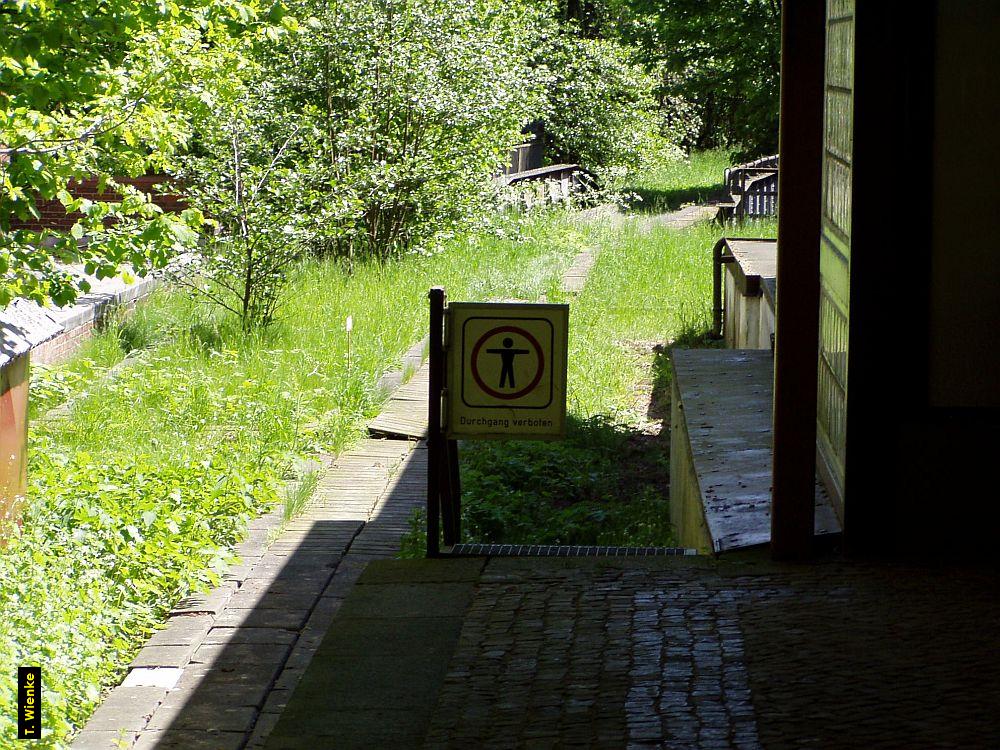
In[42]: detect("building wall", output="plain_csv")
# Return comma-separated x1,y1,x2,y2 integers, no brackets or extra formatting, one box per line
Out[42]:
928,0,1000,408
31,319,97,366
816,0,854,516
723,272,774,351
0,356,29,534
826,0,1000,555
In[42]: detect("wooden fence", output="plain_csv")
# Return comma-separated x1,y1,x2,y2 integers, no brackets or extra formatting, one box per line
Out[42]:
724,155,779,219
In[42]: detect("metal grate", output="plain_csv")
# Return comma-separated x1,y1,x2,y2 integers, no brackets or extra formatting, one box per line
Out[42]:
446,544,698,557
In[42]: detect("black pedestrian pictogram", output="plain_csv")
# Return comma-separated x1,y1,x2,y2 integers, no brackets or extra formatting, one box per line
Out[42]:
486,337,529,389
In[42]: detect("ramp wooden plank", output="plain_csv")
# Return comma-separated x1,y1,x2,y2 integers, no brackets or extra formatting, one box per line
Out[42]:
368,363,429,439
671,349,841,552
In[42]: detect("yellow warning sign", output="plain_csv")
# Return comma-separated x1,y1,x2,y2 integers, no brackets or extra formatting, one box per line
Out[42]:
446,302,568,439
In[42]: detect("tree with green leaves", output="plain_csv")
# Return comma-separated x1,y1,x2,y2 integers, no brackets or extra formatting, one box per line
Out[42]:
0,0,284,308
537,0,781,158
261,0,548,262
173,85,313,330
647,0,781,157
537,29,659,179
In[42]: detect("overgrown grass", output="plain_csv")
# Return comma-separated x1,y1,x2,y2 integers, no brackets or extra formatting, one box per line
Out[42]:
453,217,726,548
401,183,779,554
3,212,582,748
625,148,733,214
283,472,320,523
566,214,775,416
562,218,724,419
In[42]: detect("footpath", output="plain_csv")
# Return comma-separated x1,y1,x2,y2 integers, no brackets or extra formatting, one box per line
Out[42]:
267,555,1000,749
72,433,427,750
71,212,607,749
70,202,1000,749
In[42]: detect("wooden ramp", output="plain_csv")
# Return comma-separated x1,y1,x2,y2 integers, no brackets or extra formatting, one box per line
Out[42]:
670,348,841,553
368,364,429,439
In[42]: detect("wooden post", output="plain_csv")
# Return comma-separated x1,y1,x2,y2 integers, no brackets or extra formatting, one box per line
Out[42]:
771,0,825,560
427,287,445,557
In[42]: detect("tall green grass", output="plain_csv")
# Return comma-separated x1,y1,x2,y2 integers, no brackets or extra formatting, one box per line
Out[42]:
6,212,581,748
403,203,779,551
624,148,734,214
561,218,722,419
564,214,776,418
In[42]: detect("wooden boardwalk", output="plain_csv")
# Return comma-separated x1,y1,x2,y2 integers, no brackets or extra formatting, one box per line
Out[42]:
368,364,429,439
670,349,841,552
561,248,596,293
73,435,428,749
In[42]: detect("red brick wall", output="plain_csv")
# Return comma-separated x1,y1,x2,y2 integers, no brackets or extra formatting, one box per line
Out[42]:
31,293,149,366
9,175,186,232
31,320,97,366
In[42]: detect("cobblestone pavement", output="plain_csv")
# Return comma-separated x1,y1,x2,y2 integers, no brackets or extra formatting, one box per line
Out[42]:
309,555,998,750
268,557,1000,750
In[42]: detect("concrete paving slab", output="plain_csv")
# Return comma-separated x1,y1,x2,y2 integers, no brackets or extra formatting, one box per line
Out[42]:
121,668,182,690
83,687,167,733
132,730,247,750
177,662,283,692
337,582,475,619
143,615,214,648
227,589,318,610
68,730,137,750
144,702,257,733
169,586,235,616
190,643,292,667
202,627,298,646
130,644,196,669
212,607,311,630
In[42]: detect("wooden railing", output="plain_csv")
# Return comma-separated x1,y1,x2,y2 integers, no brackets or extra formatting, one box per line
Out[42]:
724,156,779,219
502,135,544,176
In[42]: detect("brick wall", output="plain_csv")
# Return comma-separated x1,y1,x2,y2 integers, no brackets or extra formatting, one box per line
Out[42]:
30,320,97,366
9,174,186,233
31,293,150,366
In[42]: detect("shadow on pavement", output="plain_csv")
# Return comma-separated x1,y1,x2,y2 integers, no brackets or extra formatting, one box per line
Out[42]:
142,519,363,749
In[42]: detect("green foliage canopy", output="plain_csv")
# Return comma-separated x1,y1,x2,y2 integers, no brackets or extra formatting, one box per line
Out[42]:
0,0,276,307
545,0,781,158
263,0,549,260
538,30,659,180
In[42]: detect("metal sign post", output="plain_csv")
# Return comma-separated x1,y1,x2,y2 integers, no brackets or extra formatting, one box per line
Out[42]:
426,291,569,557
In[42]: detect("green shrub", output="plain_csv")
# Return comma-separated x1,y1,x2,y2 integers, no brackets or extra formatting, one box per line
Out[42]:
539,32,658,181
264,0,548,261
0,446,277,747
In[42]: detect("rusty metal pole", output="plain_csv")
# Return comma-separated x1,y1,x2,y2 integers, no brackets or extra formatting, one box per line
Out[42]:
771,0,825,560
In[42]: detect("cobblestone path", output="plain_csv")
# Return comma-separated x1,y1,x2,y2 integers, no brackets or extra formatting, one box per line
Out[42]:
417,557,1000,749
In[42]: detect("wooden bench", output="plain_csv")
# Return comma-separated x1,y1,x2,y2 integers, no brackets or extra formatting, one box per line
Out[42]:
720,156,779,219
669,348,842,553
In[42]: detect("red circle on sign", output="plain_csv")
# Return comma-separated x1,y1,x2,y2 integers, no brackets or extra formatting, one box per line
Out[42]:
470,325,545,400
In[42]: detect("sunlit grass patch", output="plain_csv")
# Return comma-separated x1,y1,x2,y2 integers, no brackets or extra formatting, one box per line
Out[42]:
7,212,577,747
624,148,734,214
401,190,779,553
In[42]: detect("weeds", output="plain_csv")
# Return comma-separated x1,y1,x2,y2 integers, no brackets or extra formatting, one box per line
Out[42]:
8,211,577,746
